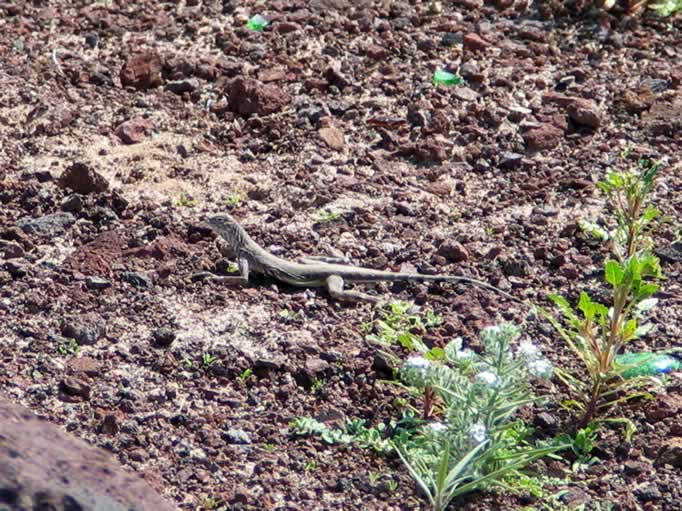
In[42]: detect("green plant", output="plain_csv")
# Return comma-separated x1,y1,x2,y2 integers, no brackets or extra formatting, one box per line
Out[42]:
366,300,443,353
304,460,318,472
225,192,243,208
556,423,600,472
368,472,381,484
392,324,564,511
181,357,193,368
239,368,253,383
314,209,342,223
649,0,682,16
201,496,224,510
263,443,275,452
202,352,217,367
175,192,197,208
386,480,399,493
547,156,664,428
290,410,421,454
57,338,80,356
278,309,302,321
310,378,325,392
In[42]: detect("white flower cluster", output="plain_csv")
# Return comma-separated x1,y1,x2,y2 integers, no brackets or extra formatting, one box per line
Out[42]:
468,423,487,443
401,356,432,388
516,339,554,379
476,370,499,387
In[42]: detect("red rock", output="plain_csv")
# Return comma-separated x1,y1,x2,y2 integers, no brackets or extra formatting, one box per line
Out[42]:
463,33,490,52
119,52,163,89
67,356,104,377
227,77,290,116
58,161,109,194
59,376,91,400
115,118,155,144
437,240,469,263
364,44,389,60
275,21,301,34
567,99,601,129
523,124,563,151
0,397,175,510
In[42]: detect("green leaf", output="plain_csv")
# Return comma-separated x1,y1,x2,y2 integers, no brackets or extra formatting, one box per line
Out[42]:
635,283,659,301
642,205,660,223
425,347,445,361
622,319,638,341
549,294,578,322
605,260,624,286
578,292,596,320
579,220,610,241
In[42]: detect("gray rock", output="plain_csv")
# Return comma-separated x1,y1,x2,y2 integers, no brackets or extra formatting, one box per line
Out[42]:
61,193,85,212
152,327,176,347
61,315,104,346
85,276,112,290
222,428,251,445
121,271,151,288
17,213,76,237
634,482,662,502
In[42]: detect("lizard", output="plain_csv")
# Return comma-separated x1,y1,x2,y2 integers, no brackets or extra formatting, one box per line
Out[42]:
205,213,525,305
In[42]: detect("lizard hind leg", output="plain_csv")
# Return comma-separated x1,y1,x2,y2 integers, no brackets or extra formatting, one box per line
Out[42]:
325,275,381,304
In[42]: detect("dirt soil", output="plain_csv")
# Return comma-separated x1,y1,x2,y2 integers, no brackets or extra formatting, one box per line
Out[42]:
0,1,681,510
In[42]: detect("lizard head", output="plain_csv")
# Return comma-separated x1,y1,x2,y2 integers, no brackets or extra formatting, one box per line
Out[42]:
206,213,242,243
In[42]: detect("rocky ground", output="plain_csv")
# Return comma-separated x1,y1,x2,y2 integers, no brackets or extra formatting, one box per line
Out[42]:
0,1,681,510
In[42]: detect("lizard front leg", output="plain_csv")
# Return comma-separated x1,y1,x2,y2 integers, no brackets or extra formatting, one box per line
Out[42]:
325,275,382,304
202,254,251,286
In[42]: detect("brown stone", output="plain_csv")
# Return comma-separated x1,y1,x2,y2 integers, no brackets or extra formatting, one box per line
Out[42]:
523,124,563,151
58,162,109,194
319,126,345,150
567,98,601,129
119,52,163,90
227,77,290,116
0,397,176,510
463,33,490,52
115,118,155,144
437,240,469,263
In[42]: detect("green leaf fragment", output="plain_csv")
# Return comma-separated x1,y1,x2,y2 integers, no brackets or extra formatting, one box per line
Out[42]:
433,70,463,86
246,14,269,31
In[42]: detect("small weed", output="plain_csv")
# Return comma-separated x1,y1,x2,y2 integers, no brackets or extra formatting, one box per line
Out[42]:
203,353,217,367
545,155,664,429
304,460,318,473
264,443,276,452
649,0,682,16
225,192,243,208
278,309,302,321
314,209,342,223
57,338,79,356
310,378,325,392
386,480,399,493
366,300,443,352
239,368,253,383
181,357,193,368
175,192,197,208
226,262,239,273
201,496,224,510
557,423,600,473
368,472,381,484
